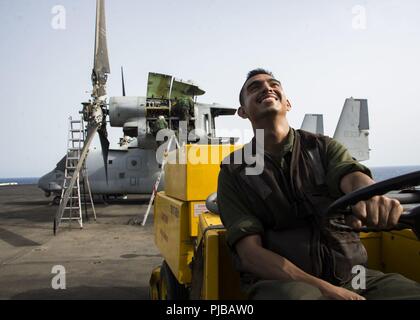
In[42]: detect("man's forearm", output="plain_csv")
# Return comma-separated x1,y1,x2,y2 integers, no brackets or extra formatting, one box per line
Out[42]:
339,171,403,229
237,237,365,300
239,240,331,291
340,171,375,195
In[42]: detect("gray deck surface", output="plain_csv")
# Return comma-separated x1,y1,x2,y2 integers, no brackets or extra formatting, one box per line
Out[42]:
0,185,162,300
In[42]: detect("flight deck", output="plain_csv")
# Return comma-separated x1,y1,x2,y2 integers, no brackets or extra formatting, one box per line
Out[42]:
0,185,161,300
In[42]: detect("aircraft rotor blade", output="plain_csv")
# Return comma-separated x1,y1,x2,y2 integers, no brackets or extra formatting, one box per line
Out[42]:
54,126,98,235
121,66,126,96
93,0,110,83
98,125,110,183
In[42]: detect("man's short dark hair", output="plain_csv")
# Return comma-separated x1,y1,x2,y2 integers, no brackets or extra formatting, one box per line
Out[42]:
239,68,275,106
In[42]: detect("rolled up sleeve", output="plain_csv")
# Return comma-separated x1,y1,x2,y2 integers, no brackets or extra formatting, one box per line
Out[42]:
217,167,264,249
325,138,373,198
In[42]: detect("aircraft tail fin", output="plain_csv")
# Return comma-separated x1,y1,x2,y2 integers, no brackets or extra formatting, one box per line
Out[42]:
300,114,324,135
55,155,67,172
333,98,370,161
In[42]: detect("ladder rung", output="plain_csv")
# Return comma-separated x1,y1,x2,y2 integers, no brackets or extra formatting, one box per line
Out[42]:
63,175,78,179
67,157,79,160
70,139,83,142
61,197,78,200
65,176,80,180
71,120,82,124
68,148,81,151
64,206,81,209
61,187,77,195
71,129,82,132
60,217,81,220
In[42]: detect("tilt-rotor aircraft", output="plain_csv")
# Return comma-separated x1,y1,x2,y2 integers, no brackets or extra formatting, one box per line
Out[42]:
51,0,240,232
39,96,372,204
42,1,378,215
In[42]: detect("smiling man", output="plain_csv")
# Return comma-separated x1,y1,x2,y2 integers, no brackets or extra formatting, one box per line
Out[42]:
217,68,420,300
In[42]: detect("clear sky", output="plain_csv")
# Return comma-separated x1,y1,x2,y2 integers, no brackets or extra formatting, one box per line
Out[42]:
1,0,419,178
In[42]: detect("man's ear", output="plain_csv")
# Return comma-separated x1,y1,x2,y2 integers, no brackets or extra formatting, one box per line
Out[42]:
238,106,248,119
286,100,292,111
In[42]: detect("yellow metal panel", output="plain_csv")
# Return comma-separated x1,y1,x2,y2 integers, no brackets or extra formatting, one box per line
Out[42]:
391,229,418,241
154,192,194,284
164,160,187,201
203,229,220,300
198,212,224,245
218,232,248,300
199,213,245,300
165,144,242,201
382,230,420,282
199,212,222,299
360,232,383,271
188,201,207,237
149,266,161,300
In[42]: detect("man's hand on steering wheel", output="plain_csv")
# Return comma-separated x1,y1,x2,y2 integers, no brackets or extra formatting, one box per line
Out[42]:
345,195,404,230
333,170,420,238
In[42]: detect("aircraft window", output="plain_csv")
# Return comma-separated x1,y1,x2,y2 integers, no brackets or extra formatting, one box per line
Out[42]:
109,160,113,165
119,172,125,179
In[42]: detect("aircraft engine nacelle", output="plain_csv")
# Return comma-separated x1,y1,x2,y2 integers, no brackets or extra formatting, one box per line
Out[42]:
109,96,156,149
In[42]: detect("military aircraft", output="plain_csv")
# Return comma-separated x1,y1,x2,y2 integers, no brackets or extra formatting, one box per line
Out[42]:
45,0,241,213
300,97,370,161
39,96,371,204
41,0,377,213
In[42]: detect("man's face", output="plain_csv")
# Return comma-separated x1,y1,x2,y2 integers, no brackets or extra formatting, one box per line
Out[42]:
239,73,291,123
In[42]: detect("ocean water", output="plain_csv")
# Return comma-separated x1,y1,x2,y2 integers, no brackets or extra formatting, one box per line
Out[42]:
371,166,420,182
0,166,419,187
0,177,39,185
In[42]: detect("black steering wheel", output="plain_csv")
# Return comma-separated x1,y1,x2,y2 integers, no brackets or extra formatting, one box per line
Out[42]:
326,170,420,240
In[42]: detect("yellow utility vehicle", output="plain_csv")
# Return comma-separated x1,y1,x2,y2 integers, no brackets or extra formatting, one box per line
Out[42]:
149,144,420,300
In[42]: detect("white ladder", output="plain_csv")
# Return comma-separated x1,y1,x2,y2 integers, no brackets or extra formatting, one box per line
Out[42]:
140,134,180,226
58,116,96,229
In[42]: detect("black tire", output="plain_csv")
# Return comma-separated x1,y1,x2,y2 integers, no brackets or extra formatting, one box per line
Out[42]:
52,196,61,206
159,260,189,300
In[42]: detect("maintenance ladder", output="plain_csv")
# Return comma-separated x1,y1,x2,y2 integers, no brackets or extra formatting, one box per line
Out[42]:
58,116,96,229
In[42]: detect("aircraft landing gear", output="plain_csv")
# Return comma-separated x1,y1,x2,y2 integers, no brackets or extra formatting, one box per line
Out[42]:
52,196,61,206
102,195,109,205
